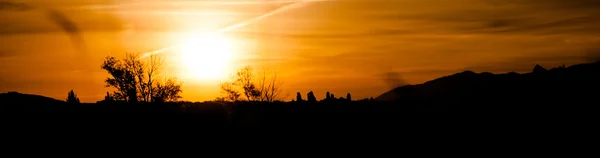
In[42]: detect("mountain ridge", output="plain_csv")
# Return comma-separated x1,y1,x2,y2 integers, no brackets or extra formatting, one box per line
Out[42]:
376,61,600,102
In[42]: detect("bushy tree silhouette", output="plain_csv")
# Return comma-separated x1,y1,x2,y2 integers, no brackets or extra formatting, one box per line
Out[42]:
103,92,114,102
296,92,304,102
307,91,317,102
66,90,80,104
102,55,137,103
235,66,261,101
152,78,182,103
347,93,352,101
101,53,181,103
220,82,241,101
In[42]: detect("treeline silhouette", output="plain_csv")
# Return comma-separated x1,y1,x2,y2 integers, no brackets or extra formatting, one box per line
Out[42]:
1,60,599,128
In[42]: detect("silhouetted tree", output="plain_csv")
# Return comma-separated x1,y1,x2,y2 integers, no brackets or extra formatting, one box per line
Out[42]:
103,92,114,102
307,91,317,102
145,54,162,102
214,97,226,103
220,82,241,102
234,66,261,101
331,94,335,100
533,64,547,73
296,92,303,102
101,53,181,103
220,66,284,102
326,92,331,100
347,93,352,101
152,78,182,103
102,55,137,103
66,90,80,104
257,68,283,102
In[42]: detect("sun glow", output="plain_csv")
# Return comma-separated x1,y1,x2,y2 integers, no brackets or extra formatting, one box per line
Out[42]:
179,33,235,80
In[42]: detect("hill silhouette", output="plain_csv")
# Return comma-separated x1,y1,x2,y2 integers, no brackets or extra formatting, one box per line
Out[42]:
0,92,70,112
372,61,599,127
377,61,600,103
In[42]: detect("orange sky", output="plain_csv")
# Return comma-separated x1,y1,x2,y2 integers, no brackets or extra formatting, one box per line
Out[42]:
1,0,600,102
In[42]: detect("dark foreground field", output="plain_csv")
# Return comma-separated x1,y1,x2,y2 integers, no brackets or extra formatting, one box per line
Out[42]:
1,91,596,128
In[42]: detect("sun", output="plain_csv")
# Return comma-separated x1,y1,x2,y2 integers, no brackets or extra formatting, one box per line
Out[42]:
179,33,234,80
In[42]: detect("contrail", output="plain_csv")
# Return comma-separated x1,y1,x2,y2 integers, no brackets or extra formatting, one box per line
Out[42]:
141,0,328,58
217,0,313,33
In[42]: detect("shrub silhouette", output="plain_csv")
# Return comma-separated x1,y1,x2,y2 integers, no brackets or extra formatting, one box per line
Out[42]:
307,91,317,103
152,79,182,103
296,92,304,102
103,92,114,101
66,90,80,104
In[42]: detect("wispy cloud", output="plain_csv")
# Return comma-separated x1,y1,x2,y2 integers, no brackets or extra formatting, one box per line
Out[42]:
0,1,32,11
44,9,86,52
1,1,86,52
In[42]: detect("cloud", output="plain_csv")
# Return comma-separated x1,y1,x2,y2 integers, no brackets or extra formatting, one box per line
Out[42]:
360,0,600,36
463,51,599,73
485,0,600,10
233,0,600,40
0,1,86,53
580,49,600,63
0,50,17,58
44,9,86,53
0,1,32,11
380,72,407,89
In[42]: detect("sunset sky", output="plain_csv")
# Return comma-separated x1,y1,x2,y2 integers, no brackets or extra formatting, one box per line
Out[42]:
1,0,599,102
